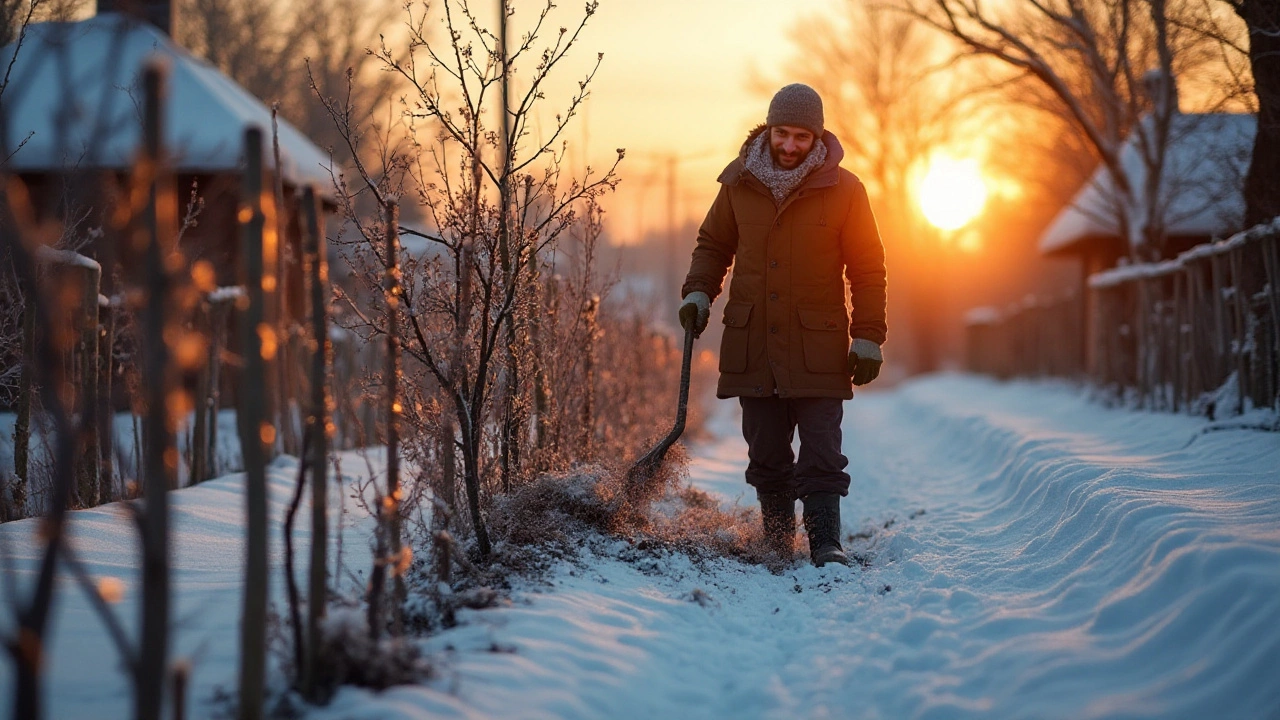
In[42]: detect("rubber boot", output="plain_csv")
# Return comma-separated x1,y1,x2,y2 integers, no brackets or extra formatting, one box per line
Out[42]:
757,490,796,557
802,492,851,567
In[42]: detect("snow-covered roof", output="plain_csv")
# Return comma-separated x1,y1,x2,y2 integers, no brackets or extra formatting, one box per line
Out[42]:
1038,113,1254,255
0,13,333,194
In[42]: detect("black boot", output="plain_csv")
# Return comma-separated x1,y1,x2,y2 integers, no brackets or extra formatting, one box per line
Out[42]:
802,492,851,567
757,490,796,557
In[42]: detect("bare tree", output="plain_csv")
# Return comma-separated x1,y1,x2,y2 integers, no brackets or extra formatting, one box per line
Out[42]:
1,0,38,49
177,0,306,102
319,0,620,558
2,0,86,48
911,0,1196,260
176,0,400,168
1227,0,1280,226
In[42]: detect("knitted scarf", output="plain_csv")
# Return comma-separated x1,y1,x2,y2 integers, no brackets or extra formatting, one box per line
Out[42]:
744,132,828,204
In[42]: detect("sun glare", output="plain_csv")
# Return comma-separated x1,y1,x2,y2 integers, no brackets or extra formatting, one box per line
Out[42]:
919,156,988,231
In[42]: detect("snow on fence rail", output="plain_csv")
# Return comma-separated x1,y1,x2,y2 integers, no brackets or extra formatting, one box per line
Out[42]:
966,219,1280,416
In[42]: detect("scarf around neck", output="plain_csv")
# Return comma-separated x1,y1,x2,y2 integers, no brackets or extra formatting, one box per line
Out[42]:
744,132,828,204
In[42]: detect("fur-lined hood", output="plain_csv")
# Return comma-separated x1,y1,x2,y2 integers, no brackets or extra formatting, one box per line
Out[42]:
717,123,846,190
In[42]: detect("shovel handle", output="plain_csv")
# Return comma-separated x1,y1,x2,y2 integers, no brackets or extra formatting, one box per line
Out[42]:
625,323,697,488
673,322,695,437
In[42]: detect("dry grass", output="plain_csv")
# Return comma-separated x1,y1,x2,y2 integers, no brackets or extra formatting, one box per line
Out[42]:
487,447,786,572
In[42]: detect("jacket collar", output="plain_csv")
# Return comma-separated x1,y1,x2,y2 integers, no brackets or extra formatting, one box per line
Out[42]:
717,124,845,193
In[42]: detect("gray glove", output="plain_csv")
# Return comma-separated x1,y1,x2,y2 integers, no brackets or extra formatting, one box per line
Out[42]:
847,338,883,386
678,291,711,337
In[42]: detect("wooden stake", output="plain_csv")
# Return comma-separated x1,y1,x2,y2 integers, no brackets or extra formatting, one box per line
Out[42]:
137,60,176,720
302,187,329,699
237,127,269,720
384,199,405,636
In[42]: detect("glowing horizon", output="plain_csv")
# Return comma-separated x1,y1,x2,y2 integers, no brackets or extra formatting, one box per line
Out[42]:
544,0,843,245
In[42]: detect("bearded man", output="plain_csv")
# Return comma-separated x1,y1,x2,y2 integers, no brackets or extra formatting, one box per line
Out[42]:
679,83,888,568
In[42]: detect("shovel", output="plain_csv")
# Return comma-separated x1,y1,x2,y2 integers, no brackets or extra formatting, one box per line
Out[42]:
625,323,696,491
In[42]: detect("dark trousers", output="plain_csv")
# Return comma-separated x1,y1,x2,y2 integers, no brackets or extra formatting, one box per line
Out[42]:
739,396,850,499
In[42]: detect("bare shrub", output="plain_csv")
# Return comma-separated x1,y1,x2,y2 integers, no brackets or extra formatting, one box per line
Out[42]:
295,609,431,704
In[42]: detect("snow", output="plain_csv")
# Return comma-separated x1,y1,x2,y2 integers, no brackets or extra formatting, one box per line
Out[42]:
1088,216,1280,289
3,375,1280,718
207,285,246,304
0,456,330,713
0,409,244,515
0,14,334,196
1039,113,1255,255
1088,257,1183,288
33,245,102,271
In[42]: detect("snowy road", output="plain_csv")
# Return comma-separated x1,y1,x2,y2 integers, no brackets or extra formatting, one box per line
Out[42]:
3,374,1279,719
323,375,1280,720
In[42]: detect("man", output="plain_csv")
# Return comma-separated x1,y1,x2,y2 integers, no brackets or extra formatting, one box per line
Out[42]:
679,83,888,568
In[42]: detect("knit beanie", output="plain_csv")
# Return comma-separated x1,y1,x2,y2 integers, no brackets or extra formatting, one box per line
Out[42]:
766,83,824,137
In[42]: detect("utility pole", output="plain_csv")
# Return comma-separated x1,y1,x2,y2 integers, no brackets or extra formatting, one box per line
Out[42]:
665,155,678,311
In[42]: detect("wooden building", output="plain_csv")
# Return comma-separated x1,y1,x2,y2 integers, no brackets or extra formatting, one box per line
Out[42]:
1037,113,1255,371
1,11,335,420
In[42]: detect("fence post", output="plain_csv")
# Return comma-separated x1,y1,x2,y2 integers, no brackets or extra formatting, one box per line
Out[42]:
1171,275,1183,408
1261,233,1280,410
190,299,210,485
136,60,177,720
1209,253,1231,388
12,290,35,518
98,300,117,501
237,126,269,720
1184,267,1200,405
1139,280,1150,402
76,263,102,507
302,186,328,700
1228,247,1249,413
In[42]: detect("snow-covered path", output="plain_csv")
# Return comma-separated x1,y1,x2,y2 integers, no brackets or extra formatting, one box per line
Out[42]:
322,374,1280,720
3,374,1278,719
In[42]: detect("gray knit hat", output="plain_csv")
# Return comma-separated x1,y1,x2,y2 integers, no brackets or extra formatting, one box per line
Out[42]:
766,83,824,137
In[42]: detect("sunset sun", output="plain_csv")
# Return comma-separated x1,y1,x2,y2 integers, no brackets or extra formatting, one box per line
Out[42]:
918,156,989,231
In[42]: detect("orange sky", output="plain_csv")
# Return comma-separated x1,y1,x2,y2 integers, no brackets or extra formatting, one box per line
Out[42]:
534,0,844,244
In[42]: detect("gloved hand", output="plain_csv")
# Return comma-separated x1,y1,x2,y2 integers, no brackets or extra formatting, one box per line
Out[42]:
847,338,883,386
678,291,711,337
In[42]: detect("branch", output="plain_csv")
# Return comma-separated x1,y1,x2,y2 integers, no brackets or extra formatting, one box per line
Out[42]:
399,224,448,244
0,0,41,110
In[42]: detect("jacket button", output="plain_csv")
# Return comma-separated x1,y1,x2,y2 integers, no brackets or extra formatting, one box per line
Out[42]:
769,260,778,268
754,386,763,393
770,325,778,334
770,292,778,300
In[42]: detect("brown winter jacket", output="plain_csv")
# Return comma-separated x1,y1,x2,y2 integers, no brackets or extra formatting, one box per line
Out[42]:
681,126,888,400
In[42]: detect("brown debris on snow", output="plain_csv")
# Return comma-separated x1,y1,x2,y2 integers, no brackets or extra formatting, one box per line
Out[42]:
488,450,786,571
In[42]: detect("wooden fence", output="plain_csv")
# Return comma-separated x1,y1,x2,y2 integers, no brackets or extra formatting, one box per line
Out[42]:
4,165,349,520
965,221,1280,416
964,294,1086,380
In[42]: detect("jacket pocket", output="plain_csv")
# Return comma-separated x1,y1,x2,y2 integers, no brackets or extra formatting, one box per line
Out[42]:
796,304,848,374
719,301,753,374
